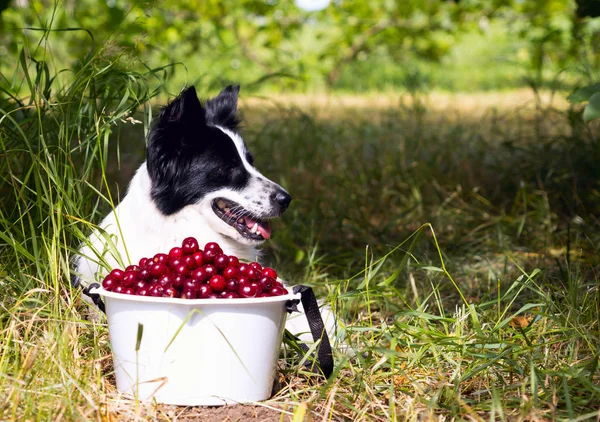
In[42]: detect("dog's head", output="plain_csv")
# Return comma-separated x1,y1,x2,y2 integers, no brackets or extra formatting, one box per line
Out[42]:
146,85,291,245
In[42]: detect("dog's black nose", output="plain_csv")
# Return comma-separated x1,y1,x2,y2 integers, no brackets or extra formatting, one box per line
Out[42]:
272,191,292,211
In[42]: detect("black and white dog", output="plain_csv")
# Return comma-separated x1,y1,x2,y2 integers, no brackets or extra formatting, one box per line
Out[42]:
73,85,335,340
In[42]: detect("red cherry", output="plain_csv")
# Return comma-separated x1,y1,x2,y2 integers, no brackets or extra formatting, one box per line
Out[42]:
223,266,240,279
190,267,208,282
168,257,184,269
150,262,168,278
192,251,204,267
125,264,140,272
238,283,258,298
181,289,196,299
204,242,222,253
137,287,149,296
150,285,165,297
174,264,190,276
157,274,172,287
245,267,260,281
197,284,213,298
259,275,276,290
153,253,169,264
169,247,184,259
152,253,169,264
207,294,220,299
139,257,149,267
214,254,229,270
123,287,135,295
102,276,117,291
226,278,239,292
135,280,148,290
249,262,263,272
209,275,226,292
204,264,217,278
223,292,240,299
139,268,152,280
163,286,177,297
202,248,218,264
172,274,185,289
182,237,200,255
184,278,200,291
228,255,240,267
113,285,125,294
270,286,287,296
109,269,125,281
262,267,278,279
183,255,197,269
238,263,249,275
122,270,139,287
238,275,250,285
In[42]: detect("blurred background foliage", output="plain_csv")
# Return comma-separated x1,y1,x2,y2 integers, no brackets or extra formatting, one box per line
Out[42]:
1,0,599,96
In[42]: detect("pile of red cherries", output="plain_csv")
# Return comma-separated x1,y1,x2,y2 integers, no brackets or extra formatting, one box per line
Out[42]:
101,238,288,299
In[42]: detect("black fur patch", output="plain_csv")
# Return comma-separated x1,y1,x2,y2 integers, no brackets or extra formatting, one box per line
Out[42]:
205,85,242,130
146,86,250,215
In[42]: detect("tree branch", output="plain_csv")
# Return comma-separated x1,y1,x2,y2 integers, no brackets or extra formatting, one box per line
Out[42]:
326,18,393,86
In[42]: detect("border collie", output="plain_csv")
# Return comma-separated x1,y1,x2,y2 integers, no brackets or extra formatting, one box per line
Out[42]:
73,85,334,341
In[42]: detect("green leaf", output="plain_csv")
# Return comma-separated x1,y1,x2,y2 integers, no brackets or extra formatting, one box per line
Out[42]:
567,83,600,103
583,92,600,123
294,249,305,264
135,323,144,351
420,265,444,272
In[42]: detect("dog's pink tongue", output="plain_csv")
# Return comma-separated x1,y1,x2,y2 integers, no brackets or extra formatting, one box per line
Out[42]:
245,217,271,239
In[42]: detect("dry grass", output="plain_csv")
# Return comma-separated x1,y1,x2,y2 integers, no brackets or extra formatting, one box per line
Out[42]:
242,89,569,113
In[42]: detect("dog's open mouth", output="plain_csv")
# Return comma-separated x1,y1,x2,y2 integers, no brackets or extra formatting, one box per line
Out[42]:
212,198,271,241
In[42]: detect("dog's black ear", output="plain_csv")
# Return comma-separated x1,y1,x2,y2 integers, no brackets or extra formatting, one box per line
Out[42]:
160,86,206,126
149,86,208,151
147,86,210,213
205,85,241,131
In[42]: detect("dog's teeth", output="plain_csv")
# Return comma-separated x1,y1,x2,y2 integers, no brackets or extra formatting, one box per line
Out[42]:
251,223,258,233
224,207,230,213
217,200,226,208
238,217,244,224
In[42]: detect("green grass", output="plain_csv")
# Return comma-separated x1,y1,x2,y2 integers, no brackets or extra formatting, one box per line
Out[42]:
1,27,600,422
250,96,600,419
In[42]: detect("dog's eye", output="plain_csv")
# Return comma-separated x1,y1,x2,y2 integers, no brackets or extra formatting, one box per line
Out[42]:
231,167,248,186
245,152,254,166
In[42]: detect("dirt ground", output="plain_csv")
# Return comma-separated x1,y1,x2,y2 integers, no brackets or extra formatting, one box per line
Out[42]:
155,404,293,422
102,402,295,422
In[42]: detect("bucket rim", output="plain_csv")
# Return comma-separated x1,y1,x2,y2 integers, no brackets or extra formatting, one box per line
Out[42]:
89,286,301,305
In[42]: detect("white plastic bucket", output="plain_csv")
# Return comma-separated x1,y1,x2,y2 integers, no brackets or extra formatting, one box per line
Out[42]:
91,287,299,406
